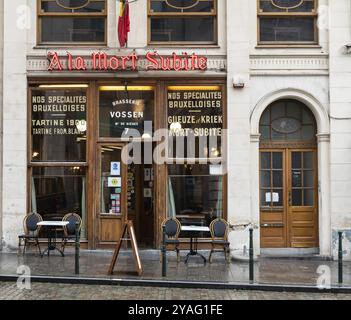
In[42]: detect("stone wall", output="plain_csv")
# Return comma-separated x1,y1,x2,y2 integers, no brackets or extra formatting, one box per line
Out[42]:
2,1,28,250
0,0,3,249
329,0,351,260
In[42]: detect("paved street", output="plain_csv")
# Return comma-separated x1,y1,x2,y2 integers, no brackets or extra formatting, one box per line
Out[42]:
0,282,350,300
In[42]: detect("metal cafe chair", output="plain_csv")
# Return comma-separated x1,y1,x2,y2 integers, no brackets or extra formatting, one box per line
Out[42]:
61,213,82,253
18,213,43,255
160,218,181,263
209,218,230,263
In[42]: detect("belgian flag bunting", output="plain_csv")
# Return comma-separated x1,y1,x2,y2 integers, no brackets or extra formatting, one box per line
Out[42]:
118,0,130,47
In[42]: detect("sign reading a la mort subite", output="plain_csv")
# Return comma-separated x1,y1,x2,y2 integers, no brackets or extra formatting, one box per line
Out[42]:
47,51,208,72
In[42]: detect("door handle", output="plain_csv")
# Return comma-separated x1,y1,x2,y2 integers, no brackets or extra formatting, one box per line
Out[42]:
288,191,292,206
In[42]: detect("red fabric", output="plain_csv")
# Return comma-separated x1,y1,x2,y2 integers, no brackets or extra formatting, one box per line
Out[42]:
118,1,130,48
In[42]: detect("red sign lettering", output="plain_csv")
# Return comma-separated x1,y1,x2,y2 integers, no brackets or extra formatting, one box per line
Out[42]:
47,51,208,72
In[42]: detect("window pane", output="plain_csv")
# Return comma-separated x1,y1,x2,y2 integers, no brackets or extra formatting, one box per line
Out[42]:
260,0,315,13
292,189,302,206
273,152,283,169
292,170,302,187
292,152,302,169
100,147,123,215
32,167,87,238
41,0,106,13
261,190,271,207
260,125,270,140
272,189,283,207
99,89,154,138
260,109,270,125
41,17,105,42
303,170,314,188
261,152,271,169
301,125,315,140
151,17,214,42
303,152,313,169
151,0,214,12
31,89,87,162
167,87,223,159
304,189,314,206
260,17,315,42
168,164,222,238
260,171,271,188
273,171,283,188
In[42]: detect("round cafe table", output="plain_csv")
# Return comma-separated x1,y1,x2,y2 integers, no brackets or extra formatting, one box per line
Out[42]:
37,221,69,257
181,225,210,264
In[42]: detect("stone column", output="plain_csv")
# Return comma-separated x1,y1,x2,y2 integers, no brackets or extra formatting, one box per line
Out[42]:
317,133,331,257
0,0,4,250
250,134,261,255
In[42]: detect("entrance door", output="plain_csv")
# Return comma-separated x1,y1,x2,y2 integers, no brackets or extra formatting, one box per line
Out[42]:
97,144,128,245
127,162,155,247
260,149,318,248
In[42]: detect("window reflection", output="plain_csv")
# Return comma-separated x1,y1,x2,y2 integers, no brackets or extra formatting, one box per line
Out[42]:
32,167,87,238
168,164,223,238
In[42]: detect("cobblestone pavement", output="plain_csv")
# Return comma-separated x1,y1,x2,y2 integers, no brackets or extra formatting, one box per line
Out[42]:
0,282,350,300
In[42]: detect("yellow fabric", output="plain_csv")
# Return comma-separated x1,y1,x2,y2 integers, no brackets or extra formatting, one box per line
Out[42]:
119,0,125,17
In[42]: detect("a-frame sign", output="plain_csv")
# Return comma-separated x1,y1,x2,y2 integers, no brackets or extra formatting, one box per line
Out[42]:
108,220,143,276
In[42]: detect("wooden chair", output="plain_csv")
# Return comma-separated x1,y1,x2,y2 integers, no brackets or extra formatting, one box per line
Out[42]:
209,218,230,263
160,218,181,263
61,213,82,253
18,213,43,255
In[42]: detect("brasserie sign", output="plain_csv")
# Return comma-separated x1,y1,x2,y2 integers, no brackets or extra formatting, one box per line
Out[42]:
47,51,208,72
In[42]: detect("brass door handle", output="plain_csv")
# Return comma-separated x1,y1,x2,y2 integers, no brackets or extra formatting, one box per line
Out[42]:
288,191,292,206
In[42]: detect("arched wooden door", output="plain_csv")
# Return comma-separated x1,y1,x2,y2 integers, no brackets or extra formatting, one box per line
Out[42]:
259,100,319,248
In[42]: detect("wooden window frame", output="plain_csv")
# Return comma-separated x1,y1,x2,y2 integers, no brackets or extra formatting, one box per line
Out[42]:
37,0,108,46
28,85,89,242
257,0,318,46
148,0,218,46
27,79,227,249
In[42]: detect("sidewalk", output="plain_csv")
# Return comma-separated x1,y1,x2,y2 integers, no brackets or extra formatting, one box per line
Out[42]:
1,250,350,292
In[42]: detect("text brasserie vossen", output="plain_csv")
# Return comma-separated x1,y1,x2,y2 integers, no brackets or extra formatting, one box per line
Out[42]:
48,51,208,72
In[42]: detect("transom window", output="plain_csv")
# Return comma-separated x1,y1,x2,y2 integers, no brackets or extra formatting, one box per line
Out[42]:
258,0,318,45
259,100,317,142
148,0,217,44
38,0,107,44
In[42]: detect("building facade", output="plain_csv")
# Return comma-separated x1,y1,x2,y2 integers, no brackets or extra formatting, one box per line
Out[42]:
0,0,351,260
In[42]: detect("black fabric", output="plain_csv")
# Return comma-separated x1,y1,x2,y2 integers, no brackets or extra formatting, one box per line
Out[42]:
65,215,80,235
165,219,178,238
26,214,40,232
213,220,227,238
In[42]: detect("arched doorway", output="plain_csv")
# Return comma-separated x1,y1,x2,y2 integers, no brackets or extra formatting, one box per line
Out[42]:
259,99,318,248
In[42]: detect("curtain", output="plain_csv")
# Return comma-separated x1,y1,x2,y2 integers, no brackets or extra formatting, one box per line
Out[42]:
101,177,106,213
215,177,223,218
167,177,176,218
31,177,37,213
81,177,87,238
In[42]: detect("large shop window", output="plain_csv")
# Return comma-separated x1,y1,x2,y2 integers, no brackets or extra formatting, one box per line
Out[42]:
148,0,217,44
167,85,224,238
31,88,87,162
31,167,87,238
30,86,88,238
38,0,107,44
258,0,318,45
99,86,155,138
